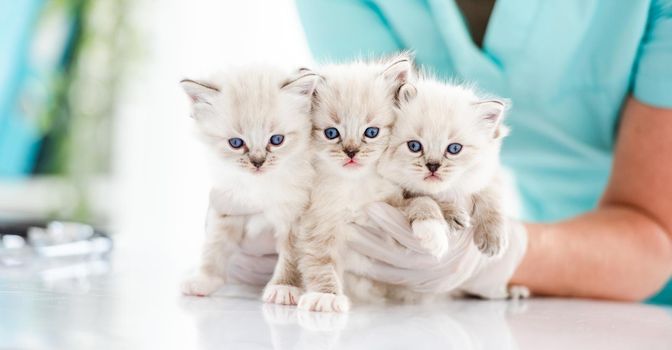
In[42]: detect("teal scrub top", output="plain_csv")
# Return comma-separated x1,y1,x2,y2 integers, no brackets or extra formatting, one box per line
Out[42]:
295,0,672,304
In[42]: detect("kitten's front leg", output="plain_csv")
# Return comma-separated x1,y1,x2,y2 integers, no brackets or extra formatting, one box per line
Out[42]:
263,226,303,305
297,217,350,313
405,196,450,258
438,201,473,234
471,185,507,257
181,207,244,296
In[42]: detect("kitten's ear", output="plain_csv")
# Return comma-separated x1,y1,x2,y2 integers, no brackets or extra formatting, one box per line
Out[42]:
180,78,220,105
474,99,510,139
396,83,417,105
381,52,415,85
281,69,322,97
382,52,416,105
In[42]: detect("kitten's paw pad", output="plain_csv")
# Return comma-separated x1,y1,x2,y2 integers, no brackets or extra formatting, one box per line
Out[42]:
262,284,302,305
474,229,507,257
447,208,472,233
411,219,449,258
180,275,224,296
297,292,350,313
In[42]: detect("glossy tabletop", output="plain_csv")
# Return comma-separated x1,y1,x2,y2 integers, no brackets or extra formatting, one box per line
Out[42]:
1,234,671,350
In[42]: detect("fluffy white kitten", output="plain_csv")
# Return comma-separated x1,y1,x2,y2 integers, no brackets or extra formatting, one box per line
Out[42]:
295,55,413,312
379,76,510,262
180,66,320,304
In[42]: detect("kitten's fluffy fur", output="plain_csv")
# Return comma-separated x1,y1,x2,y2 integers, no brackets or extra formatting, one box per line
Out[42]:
297,64,510,311
379,76,510,263
179,60,511,311
295,56,413,312
180,66,320,304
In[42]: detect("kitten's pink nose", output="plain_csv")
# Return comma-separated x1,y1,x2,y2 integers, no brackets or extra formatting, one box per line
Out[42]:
426,162,440,173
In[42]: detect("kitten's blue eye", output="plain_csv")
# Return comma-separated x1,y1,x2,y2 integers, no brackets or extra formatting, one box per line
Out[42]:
364,127,379,138
324,127,340,140
407,140,423,153
228,138,245,149
447,143,462,155
269,134,284,146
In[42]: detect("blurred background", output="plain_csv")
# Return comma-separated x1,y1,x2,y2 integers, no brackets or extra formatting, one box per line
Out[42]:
0,0,312,273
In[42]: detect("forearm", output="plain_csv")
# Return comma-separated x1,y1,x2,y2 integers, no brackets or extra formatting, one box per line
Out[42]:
511,205,672,301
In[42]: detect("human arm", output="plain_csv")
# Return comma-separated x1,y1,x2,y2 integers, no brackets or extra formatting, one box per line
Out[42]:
511,97,672,301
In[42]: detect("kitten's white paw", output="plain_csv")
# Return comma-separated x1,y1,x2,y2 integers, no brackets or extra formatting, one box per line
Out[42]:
297,292,350,313
180,274,224,297
411,219,449,258
262,284,302,305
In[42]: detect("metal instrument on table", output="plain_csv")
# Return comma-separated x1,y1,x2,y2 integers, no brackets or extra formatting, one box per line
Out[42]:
0,221,112,268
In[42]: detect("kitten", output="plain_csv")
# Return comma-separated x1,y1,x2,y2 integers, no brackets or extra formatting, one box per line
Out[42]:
295,55,413,312
378,76,510,263
179,65,320,305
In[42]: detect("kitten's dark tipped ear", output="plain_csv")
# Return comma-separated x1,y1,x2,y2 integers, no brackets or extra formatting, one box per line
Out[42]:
474,99,510,139
281,69,323,96
382,52,416,105
396,83,417,106
382,52,415,85
180,79,220,105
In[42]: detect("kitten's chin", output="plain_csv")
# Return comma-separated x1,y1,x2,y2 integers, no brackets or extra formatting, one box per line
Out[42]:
250,168,266,175
334,161,374,178
406,176,452,195
247,165,285,176
423,174,442,182
342,160,363,169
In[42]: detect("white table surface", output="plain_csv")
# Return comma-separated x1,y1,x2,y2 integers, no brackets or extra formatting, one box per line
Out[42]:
2,231,671,350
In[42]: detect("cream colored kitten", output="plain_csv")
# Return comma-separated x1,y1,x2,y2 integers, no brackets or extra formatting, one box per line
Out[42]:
378,76,510,262
296,55,413,312
180,66,320,304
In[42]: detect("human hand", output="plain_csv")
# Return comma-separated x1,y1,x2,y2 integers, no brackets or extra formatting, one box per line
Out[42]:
208,188,278,286
227,226,278,286
348,202,528,298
